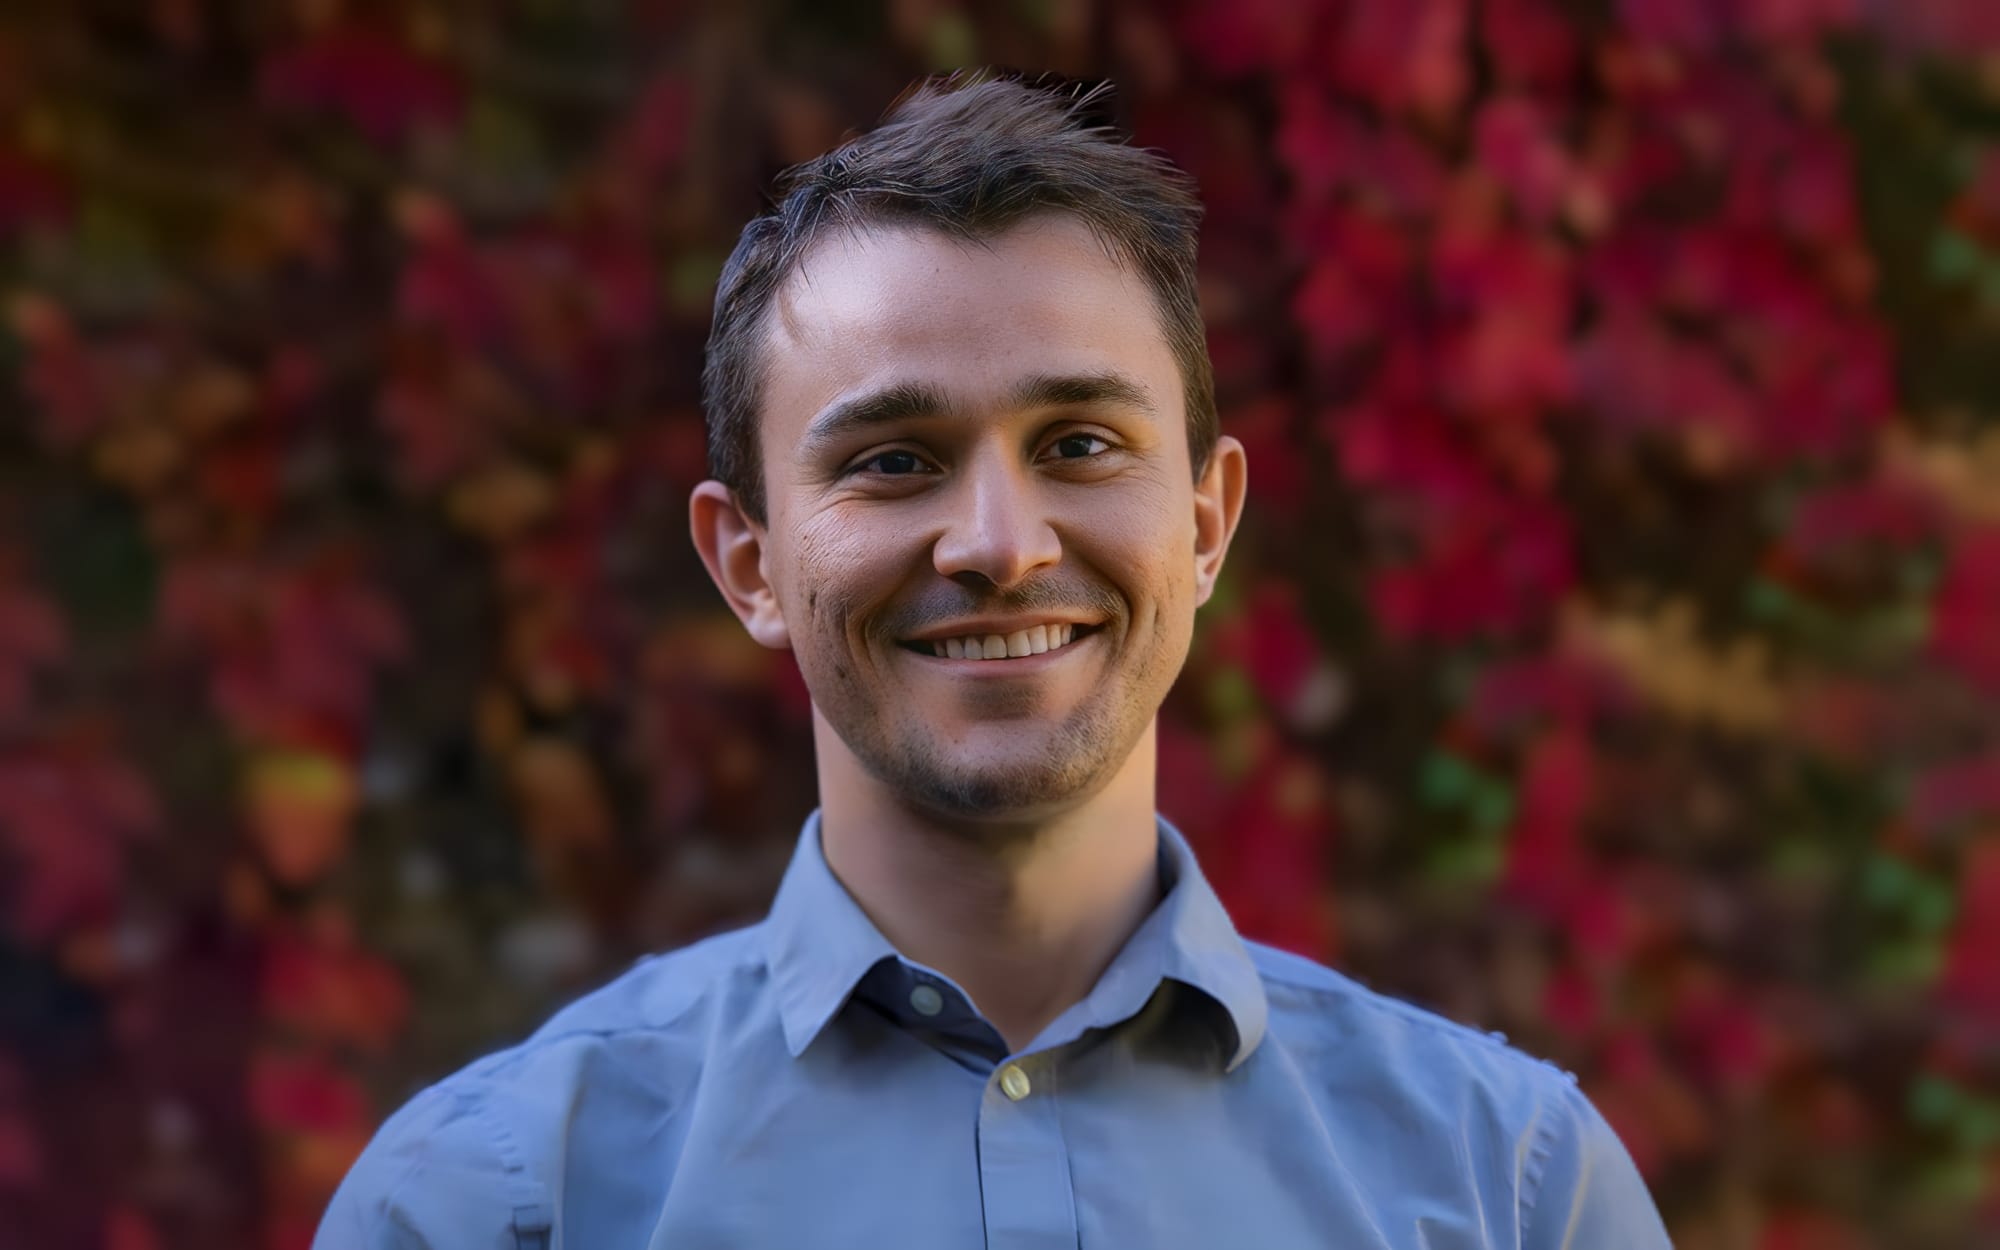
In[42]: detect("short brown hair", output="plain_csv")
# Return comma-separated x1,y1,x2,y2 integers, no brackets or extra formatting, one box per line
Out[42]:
701,73,1216,524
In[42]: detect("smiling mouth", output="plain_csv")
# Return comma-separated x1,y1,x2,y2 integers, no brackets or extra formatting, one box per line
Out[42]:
900,623,1098,661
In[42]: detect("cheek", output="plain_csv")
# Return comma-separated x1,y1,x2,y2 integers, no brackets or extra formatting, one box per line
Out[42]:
1073,477,1199,600
779,513,899,643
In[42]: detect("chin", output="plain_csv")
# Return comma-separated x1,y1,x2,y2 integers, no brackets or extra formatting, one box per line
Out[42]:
902,763,1097,821
867,718,1134,822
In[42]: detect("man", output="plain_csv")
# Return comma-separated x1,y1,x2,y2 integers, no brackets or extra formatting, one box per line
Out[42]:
317,74,1672,1248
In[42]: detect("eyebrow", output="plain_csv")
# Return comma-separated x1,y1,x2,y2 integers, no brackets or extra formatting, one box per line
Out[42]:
796,370,1157,458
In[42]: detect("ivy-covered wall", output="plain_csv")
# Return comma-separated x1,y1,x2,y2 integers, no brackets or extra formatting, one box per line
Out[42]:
3,2,1999,1247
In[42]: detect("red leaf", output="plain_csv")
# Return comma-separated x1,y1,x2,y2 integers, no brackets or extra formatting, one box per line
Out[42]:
1174,0,1324,76
247,1051,370,1136
261,929,411,1053
1210,753,1337,960
396,229,507,353
1784,477,1940,562
1208,583,1338,729
10,295,106,447
0,582,66,723
1289,207,1415,356
1276,87,1447,214
1942,838,2000,1030
1472,97,1577,225
1430,227,1576,415
1481,0,1582,90
1367,500,1575,641
1911,751,2000,836
104,1206,163,1250
0,744,159,944
0,143,72,236
1502,728,1596,917
1223,400,1311,523
1619,0,1725,51
260,29,463,146
1331,0,1472,119
1673,973,1776,1094
1863,0,2000,53
1292,259,1378,360
1468,652,1637,737
1156,720,1232,851
1932,529,2000,693
0,1105,41,1188
1543,960,1602,1037
608,76,692,180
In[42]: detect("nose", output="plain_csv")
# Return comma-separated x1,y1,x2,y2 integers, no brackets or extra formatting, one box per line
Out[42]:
931,452,1061,589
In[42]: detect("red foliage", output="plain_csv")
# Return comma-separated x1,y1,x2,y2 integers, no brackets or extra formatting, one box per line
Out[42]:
261,929,411,1055
1502,728,1597,918
159,551,408,747
0,737,160,946
247,1051,370,1137
259,28,463,146
4,3,1998,1244
1932,529,2000,693
0,143,70,236
0,574,66,726
1942,838,2000,1035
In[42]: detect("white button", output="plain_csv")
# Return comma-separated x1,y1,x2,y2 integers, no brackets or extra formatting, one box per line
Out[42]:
999,1064,1031,1101
909,984,944,1017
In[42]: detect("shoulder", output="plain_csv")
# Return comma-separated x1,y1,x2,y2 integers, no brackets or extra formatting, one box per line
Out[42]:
1247,938,1576,1093
1244,940,1671,1249
314,924,769,1248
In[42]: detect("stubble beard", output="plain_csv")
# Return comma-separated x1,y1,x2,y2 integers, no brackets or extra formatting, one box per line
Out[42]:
824,655,1162,825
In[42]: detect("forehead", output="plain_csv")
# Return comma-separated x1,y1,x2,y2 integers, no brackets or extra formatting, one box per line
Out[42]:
760,216,1181,431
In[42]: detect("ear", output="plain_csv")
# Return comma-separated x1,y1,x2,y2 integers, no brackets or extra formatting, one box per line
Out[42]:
689,480,791,649
1192,434,1247,608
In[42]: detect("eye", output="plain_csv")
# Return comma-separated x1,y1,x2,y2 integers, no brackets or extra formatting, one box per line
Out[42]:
1046,434,1111,460
857,449,929,476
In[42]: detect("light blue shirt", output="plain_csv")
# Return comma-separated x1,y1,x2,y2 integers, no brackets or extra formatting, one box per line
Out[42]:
316,813,1672,1248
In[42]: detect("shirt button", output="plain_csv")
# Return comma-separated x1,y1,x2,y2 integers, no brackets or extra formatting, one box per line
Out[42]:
999,1064,1031,1101
909,984,944,1017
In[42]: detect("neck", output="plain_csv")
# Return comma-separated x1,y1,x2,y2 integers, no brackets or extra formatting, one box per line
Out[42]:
812,711,1163,1054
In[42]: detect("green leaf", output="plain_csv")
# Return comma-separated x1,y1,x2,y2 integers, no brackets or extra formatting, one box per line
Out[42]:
1468,783,1516,835
1745,578,1794,623
1206,667,1258,722
1425,830,1504,883
1862,853,1917,908
668,249,726,311
1929,228,1987,285
1419,750,1479,808
1908,877,1957,935
924,14,977,70
1909,1073,1963,1128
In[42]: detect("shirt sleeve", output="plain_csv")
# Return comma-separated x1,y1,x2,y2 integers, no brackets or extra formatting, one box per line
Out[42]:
312,1081,542,1250
1522,1081,1675,1250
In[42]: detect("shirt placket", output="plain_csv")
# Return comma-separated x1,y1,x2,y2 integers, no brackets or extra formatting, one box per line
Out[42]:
976,1054,1077,1250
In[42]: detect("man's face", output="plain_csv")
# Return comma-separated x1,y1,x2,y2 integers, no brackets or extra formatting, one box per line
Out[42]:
721,215,1233,820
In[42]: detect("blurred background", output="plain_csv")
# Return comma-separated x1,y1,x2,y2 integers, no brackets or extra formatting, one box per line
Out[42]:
3,0,2000,1246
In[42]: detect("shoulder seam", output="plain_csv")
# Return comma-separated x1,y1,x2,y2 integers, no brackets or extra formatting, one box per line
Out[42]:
1518,1082,1565,1247
473,941,763,1077
466,1087,553,1241
1253,951,1535,1064
369,1086,501,1237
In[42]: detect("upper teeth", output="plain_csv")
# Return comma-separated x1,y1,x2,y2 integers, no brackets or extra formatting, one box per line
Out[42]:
931,624,1077,660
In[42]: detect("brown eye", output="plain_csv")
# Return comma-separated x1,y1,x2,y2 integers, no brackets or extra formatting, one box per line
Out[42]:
863,450,925,475
1050,435,1109,460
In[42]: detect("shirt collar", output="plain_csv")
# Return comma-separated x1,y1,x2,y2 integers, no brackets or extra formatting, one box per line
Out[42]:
1146,816,1270,1071
763,810,901,1059
761,810,1269,1071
